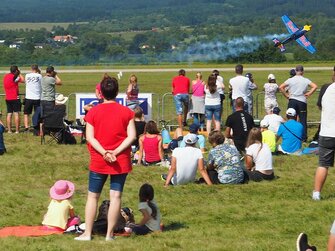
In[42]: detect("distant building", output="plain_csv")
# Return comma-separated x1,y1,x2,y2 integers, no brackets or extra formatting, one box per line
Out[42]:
34,43,44,49
53,35,77,43
0,40,5,44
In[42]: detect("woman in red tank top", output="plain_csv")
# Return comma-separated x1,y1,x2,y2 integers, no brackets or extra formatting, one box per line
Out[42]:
137,120,163,165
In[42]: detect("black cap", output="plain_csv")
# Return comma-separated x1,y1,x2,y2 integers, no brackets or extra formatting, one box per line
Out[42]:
273,107,281,114
289,69,296,77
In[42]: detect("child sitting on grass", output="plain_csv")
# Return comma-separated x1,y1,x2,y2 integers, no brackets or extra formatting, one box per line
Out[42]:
42,180,80,231
125,183,161,235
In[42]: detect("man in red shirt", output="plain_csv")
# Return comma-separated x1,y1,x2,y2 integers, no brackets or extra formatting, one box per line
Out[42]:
3,65,24,133
172,69,190,128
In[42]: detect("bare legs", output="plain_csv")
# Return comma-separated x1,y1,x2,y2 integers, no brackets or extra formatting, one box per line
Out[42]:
177,114,183,129
6,112,20,133
78,191,100,239
106,190,122,239
24,114,29,129
313,166,328,194
206,119,221,134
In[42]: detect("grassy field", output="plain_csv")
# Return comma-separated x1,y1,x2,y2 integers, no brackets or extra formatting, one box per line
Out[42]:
0,65,334,250
0,22,88,31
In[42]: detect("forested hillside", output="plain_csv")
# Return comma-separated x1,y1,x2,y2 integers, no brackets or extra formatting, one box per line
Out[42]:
0,0,334,65
0,0,334,24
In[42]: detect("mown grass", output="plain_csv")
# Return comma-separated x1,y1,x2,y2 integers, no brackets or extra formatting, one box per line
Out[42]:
0,65,334,250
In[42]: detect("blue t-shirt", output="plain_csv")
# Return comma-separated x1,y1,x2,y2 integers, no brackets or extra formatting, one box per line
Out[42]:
277,120,303,153
179,134,205,149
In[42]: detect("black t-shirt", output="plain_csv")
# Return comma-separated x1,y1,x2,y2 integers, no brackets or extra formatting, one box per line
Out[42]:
226,110,255,151
134,120,146,148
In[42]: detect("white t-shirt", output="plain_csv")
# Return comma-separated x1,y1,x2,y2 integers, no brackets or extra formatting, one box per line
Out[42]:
320,83,335,137
262,114,284,134
171,147,203,185
204,87,221,106
216,75,224,95
284,75,312,103
246,143,273,171
229,75,252,100
25,72,42,100
138,200,161,231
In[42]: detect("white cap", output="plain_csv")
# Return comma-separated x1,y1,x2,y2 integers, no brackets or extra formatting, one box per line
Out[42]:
260,120,269,128
286,108,296,116
268,74,275,80
183,133,198,145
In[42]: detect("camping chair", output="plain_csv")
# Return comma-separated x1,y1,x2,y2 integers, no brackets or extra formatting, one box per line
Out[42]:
40,104,66,144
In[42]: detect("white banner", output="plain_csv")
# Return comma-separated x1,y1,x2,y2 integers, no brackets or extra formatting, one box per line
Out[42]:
75,93,152,120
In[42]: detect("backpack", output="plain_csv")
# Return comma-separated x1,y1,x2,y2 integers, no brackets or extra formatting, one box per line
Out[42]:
92,200,134,234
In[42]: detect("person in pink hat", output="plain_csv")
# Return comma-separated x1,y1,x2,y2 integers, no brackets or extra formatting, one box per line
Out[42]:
42,180,80,231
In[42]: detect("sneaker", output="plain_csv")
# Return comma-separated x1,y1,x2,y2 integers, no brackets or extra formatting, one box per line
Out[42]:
74,235,91,241
161,174,167,181
312,191,320,201
296,233,317,251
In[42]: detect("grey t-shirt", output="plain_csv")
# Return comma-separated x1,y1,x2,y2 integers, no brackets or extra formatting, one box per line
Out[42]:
284,75,312,103
41,76,56,101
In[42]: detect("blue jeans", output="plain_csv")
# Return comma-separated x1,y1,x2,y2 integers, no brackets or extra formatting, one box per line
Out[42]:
193,113,205,128
173,94,189,115
205,104,221,121
88,171,128,193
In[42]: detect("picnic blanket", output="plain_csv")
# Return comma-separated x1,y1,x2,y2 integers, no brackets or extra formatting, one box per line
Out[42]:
0,226,63,237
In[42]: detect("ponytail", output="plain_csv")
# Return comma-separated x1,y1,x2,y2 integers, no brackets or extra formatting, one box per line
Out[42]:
147,200,157,220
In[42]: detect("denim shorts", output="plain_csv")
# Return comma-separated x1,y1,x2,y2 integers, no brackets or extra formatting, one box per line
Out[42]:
173,94,189,115
88,171,128,193
205,104,221,121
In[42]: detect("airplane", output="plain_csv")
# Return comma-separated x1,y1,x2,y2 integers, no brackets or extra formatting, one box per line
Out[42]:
273,15,316,54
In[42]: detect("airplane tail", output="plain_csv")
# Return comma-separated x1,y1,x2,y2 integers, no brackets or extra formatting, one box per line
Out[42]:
272,38,286,52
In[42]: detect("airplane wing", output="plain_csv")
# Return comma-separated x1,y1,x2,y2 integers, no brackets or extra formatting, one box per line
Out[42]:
295,35,316,54
281,15,299,34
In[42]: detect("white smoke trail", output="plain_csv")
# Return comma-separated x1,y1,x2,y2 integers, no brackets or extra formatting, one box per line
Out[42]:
172,33,288,62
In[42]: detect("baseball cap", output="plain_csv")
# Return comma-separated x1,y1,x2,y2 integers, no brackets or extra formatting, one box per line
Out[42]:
272,107,281,114
286,108,296,117
183,133,198,145
189,123,200,134
295,65,304,72
260,120,269,128
268,74,275,80
245,73,253,79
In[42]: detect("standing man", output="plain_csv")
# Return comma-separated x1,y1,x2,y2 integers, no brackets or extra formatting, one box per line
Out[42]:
3,65,24,133
279,65,317,141
225,97,254,153
172,69,190,128
41,66,62,115
229,64,254,113
312,74,335,200
24,64,42,131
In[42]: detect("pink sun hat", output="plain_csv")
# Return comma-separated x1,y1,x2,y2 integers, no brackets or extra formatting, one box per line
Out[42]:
49,180,75,200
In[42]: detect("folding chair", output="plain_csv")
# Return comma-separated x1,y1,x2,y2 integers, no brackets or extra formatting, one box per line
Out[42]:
40,105,66,144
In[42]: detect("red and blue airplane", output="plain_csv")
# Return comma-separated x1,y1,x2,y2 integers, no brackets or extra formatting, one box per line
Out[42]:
273,15,316,54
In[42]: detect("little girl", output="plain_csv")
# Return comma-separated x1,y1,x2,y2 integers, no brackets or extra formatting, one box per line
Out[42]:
126,74,139,110
125,183,161,235
42,180,80,231
263,74,279,114
245,128,275,182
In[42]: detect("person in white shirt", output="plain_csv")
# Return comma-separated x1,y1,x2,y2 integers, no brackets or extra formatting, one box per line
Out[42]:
229,64,254,113
264,74,279,114
262,107,285,134
24,64,42,131
163,133,212,186
245,127,274,182
312,75,335,200
279,65,317,141
212,69,225,118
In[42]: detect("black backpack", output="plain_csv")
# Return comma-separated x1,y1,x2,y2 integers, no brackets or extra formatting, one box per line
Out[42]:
92,200,134,234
